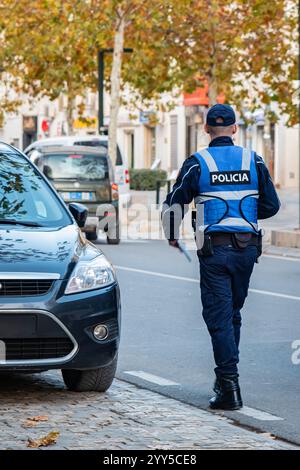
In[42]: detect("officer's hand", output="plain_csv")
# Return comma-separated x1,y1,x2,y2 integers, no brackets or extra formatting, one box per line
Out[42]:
169,240,179,248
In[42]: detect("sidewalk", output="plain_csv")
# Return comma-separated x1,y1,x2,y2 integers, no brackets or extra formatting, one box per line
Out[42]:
261,188,299,232
263,244,300,259
0,371,297,450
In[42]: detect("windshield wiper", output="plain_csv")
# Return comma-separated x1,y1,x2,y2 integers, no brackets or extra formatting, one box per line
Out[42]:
0,219,44,227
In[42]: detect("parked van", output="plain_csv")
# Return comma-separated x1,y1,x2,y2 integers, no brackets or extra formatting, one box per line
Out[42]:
25,135,130,206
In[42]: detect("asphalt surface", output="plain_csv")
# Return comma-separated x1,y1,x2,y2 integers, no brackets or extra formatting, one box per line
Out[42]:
99,238,300,446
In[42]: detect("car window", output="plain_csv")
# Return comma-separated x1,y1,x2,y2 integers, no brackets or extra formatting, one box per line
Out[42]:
74,140,123,166
42,153,109,181
0,149,71,227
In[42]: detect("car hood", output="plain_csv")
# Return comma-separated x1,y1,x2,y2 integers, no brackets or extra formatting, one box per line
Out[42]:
0,224,102,279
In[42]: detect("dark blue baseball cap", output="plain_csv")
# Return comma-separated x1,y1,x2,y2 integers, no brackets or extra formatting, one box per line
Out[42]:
206,104,236,127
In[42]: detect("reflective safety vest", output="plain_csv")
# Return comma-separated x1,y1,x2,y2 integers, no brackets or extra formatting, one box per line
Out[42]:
193,146,259,234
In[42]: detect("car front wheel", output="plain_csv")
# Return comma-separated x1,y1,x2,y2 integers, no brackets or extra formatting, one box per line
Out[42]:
86,228,98,242
107,223,120,245
61,355,118,392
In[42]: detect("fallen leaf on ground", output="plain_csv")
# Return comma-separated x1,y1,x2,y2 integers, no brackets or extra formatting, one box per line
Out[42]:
27,431,59,448
23,415,49,427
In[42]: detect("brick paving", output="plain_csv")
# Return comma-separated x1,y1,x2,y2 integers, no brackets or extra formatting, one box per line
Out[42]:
0,371,297,450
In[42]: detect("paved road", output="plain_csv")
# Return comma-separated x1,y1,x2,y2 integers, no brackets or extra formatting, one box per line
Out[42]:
99,239,300,445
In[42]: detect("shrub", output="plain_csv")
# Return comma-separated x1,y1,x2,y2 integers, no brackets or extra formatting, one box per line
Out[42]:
129,168,167,191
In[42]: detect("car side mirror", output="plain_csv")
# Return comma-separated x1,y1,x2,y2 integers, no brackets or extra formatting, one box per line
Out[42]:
69,203,88,228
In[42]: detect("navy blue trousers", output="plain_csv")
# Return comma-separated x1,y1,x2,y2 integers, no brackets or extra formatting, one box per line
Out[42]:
199,245,257,378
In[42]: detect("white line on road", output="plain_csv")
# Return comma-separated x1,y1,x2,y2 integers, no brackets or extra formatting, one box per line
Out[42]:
236,406,283,421
115,265,300,301
249,288,300,301
115,265,199,283
124,371,180,386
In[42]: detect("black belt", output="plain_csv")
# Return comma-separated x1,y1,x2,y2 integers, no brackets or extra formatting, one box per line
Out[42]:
210,232,259,247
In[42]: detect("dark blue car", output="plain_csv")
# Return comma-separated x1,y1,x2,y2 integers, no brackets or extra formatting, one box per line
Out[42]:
0,142,120,392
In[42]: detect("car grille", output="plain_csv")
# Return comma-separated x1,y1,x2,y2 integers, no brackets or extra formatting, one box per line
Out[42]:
2,338,74,360
0,280,53,296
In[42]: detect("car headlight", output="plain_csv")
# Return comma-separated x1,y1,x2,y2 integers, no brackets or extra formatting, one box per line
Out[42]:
65,255,116,294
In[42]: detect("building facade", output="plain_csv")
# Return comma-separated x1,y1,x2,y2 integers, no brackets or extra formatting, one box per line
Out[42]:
0,89,298,189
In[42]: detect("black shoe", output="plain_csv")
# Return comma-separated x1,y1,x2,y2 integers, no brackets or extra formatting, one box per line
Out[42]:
209,375,243,410
213,376,221,394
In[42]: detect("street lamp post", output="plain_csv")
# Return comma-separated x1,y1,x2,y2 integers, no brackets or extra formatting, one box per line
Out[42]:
97,48,133,135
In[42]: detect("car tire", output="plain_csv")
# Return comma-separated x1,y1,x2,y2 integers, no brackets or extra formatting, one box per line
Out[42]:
86,229,98,242
107,223,120,245
61,355,118,392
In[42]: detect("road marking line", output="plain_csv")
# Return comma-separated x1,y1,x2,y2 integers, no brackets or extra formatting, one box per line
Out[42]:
249,288,300,301
115,265,300,301
124,371,179,386
236,406,283,421
115,265,199,283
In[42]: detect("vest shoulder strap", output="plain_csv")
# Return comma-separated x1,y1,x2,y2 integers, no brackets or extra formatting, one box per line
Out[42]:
193,149,218,172
194,147,253,172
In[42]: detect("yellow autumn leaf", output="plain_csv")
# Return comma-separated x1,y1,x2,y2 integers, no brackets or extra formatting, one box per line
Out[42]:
27,431,60,448
24,415,49,427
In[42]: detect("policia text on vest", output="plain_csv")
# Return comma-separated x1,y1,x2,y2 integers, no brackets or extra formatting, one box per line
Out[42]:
210,170,250,185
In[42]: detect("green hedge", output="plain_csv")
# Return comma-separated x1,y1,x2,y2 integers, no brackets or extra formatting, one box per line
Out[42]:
129,169,167,191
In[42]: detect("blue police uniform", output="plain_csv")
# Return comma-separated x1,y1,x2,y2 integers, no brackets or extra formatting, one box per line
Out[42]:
162,116,280,409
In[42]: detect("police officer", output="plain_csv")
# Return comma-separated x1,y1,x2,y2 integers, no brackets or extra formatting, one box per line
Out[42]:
162,104,280,410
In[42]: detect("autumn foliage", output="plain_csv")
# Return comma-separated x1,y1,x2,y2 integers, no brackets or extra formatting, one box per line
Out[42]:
0,0,298,129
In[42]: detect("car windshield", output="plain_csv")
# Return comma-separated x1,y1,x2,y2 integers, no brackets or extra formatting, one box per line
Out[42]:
43,151,109,181
74,141,123,166
0,146,71,227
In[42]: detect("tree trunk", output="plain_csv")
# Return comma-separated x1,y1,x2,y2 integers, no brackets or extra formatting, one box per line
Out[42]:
207,76,218,106
108,12,125,167
66,95,75,135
